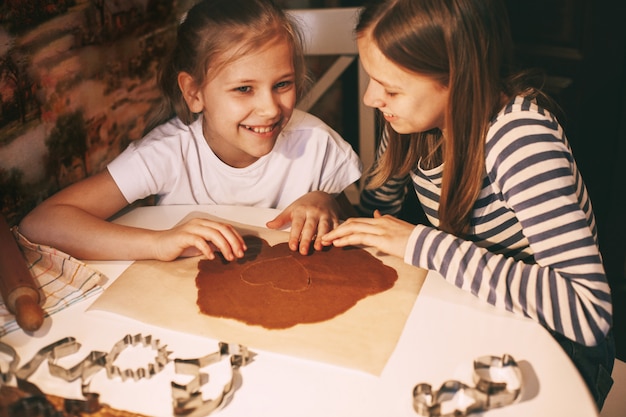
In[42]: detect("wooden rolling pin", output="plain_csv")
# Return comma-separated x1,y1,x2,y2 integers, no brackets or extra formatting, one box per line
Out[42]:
0,214,44,331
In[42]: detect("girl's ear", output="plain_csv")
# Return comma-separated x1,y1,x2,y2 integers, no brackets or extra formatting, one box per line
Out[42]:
178,72,204,113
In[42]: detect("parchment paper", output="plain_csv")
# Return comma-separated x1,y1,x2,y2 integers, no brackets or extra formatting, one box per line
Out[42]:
89,212,427,375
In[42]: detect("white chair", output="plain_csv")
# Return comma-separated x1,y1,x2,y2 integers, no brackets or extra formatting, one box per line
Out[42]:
288,7,375,202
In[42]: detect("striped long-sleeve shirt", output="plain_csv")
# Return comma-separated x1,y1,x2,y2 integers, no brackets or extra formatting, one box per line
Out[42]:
358,125,411,217
362,96,612,346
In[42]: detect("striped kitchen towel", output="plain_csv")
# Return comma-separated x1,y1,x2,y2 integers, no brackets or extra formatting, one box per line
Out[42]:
0,228,106,336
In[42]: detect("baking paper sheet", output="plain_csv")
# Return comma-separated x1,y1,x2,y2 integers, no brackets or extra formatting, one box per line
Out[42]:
89,212,427,375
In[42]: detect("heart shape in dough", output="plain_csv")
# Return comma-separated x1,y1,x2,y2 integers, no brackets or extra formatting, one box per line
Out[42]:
240,256,311,292
195,235,397,329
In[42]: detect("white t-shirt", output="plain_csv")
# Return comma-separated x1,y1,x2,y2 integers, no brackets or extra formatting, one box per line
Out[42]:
107,109,362,209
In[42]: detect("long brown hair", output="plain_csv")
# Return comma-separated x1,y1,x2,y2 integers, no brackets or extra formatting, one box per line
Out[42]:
145,0,309,133
357,0,551,236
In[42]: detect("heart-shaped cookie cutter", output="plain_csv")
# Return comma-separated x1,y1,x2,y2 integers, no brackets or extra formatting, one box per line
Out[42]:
413,354,522,416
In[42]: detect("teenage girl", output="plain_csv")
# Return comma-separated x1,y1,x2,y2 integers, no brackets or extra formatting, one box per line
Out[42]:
321,0,614,408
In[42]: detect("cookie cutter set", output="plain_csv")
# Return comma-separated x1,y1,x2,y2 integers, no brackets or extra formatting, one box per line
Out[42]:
412,354,523,416
2,335,522,417
0,334,251,416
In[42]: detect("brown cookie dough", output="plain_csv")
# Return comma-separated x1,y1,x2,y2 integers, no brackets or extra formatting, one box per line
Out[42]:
195,235,398,329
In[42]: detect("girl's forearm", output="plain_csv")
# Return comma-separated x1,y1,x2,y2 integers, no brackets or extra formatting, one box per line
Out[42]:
19,204,159,260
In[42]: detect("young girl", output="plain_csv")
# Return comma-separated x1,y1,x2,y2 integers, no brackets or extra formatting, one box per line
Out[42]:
19,0,361,261
321,0,614,409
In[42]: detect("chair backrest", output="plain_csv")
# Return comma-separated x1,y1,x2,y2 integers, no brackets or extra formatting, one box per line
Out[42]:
287,7,376,185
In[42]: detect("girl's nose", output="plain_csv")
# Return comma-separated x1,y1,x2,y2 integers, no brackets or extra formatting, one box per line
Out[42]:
256,91,280,117
362,79,384,108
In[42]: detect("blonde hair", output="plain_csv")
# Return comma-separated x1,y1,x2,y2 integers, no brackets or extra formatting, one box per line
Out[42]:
148,0,309,131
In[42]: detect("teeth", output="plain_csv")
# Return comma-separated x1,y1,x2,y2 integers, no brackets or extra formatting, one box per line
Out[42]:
383,112,394,117
245,125,274,133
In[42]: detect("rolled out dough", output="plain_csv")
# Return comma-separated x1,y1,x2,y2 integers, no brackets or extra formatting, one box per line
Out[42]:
89,212,427,375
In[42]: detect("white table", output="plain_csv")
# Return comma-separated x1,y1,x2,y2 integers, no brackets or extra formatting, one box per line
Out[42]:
2,205,598,417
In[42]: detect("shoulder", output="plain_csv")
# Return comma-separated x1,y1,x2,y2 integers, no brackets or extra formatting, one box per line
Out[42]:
484,96,574,180
486,96,568,158
284,108,327,128
280,109,356,152
277,110,361,175
135,117,196,146
283,109,339,138
112,117,204,169
488,96,562,140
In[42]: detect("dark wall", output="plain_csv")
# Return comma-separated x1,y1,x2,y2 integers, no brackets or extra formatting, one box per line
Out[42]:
506,0,626,360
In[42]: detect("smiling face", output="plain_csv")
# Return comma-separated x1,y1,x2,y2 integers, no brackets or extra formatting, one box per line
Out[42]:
357,32,449,136
180,37,296,168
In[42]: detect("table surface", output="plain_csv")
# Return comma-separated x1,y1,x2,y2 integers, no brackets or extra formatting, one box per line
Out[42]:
2,205,598,417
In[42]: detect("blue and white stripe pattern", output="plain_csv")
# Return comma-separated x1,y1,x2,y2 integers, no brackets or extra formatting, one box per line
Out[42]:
372,96,611,346
358,133,410,217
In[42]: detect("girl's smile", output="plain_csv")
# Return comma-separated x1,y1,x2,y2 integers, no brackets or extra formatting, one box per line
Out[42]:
382,112,398,122
241,122,281,134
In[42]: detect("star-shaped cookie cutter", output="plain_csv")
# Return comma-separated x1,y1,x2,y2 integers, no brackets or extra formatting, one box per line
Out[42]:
413,354,522,416
171,342,252,417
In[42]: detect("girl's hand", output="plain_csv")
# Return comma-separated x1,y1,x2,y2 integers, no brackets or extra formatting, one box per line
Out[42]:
266,191,341,255
154,218,247,261
320,210,413,259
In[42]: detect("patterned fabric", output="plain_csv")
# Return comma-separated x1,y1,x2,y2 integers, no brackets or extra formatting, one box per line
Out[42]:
0,228,106,336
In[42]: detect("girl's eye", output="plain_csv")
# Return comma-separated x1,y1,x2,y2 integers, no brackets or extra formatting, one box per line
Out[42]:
385,90,397,97
275,80,294,90
235,86,252,93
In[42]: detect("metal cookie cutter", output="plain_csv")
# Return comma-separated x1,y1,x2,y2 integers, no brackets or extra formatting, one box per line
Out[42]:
48,349,108,382
47,333,171,414
1,338,83,416
0,341,19,385
413,354,522,417
48,346,109,414
48,333,171,382
171,342,252,417
104,333,171,381
14,337,80,382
